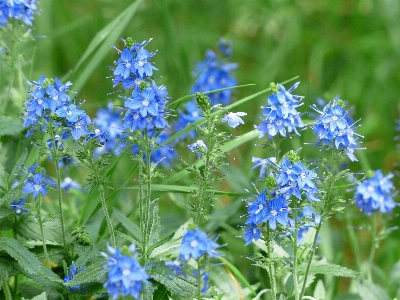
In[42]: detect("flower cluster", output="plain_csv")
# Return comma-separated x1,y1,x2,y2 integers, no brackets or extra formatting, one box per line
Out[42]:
354,170,396,215
22,164,57,198
174,38,237,139
311,99,363,161
93,104,126,157
111,38,170,133
23,75,94,141
0,0,38,27
244,156,319,245
257,82,305,139
102,244,150,300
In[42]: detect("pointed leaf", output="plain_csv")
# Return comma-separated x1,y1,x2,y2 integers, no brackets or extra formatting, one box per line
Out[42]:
357,279,391,300
64,258,107,287
0,116,24,136
300,264,359,277
112,207,143,244
0,237,43,276
149,199,160,248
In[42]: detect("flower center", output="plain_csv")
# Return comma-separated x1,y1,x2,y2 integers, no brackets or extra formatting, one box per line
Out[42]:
53,94,59,101
301,172,306,179
67,111,73,116
367,186,374,192
125,62,131,68
193,111,199,117
138,60,144,67
332,115,338,121
38,99,43,105
122,269,131,276
34,184,41,191
271,105,277,111
276,120,282,126
190,240,198,248
255,204,264,214
76,123,82,129
142,99,149,107
271,209,277,216
286,169,292,174
146,116,153,122
133,114,139,120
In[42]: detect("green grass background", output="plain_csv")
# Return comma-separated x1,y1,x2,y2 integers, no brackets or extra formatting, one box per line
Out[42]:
3,0,400,298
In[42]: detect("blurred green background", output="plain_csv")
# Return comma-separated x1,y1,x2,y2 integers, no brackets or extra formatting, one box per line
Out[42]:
4,0,400,297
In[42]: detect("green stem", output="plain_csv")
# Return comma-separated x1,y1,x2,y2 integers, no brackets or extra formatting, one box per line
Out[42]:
293,201,300,300
142,132,153,261
48,121,69,263
300,151,335,299
345,214,362,273
194,115,212,226
4,20,16,113
82,141,115,247
37,194,51,268
367,215,377,281
138,141,145,260
197,259,202,300
266,228,277,300
2,279,12,300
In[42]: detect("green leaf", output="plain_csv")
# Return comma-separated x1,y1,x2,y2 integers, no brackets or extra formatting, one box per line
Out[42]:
115,230,143,250
30,292,47,300
313,279,326,299
300,264,359,277
64,258,107,287
139,283,154,300
8,148,28,187
149,261,197,297
120,184,247,196
0,237,43,276
0,257,11,288
149,199,160,249
218,256,257,296
72,0,144,93
112,207,143,244
357,279,391,300
0,116,24,136
153,282,171,300
75,245,100,268
0,182,24,206
14,215,63,243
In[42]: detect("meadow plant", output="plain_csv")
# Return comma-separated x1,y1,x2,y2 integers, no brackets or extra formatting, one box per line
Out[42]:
0,3,399,300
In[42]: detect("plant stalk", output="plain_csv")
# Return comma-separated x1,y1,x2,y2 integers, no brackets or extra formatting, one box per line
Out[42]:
2,279,12,300
37,193,51,268
266,227,277,300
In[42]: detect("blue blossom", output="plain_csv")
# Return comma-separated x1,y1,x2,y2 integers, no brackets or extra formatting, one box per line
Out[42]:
193,269,210,294
243,225,261,246
354,170,397,215
68,114,91,140
55,104,84,123
191,41,238,106
64,261,86,291
251,157,276,178
312,100,363,161
222,112,246,129
257,82,305,139
87,128,109,146
263,195,289,230
22,172,57,198
125,87,158,117
245,191,269,226
102,244,150,300
188,140,207,159
60,177,80,192
111,38,157,88
0,0,38,27
10,198,28,215
179,228,221,262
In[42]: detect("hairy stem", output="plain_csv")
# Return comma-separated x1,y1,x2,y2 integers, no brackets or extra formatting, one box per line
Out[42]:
300,151,335,299
195,115,212,226
142,132,153,261
293,201,300,300
48,121,69,263
367,215,377,281
37,194,51,268
266,228,277,300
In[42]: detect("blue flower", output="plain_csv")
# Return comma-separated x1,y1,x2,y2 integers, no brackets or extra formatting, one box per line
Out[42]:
87,128,109,146
68,114,91,140
64,261,86,291
222,112,246,129
245,191,269,226
22,172,56,198
243,225,261,246
56,104,84,123
263,195,289,230
179,228,221,262
257,82,305,139
60,177,80,192
312,100,363,161
10,198,28,215
188,140,207,159
0,0,38,27
102,244,150,300
251,157,276,178
191,42,238,106
354,170,396,215
125,87,158,117
193,269,210,294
